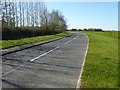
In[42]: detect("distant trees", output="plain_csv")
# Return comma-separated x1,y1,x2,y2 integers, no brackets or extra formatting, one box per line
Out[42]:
70,28,103,31
83,28,103,31
78,29,82,31
71,28,82,31
2,1,67,39
71,29,77,31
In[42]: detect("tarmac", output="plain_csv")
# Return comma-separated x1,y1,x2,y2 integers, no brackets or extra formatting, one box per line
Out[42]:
2,32,88,89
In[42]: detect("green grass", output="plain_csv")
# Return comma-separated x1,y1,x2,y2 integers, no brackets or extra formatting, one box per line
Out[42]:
93,31,119,39
1,32,69,49
81,31,119,88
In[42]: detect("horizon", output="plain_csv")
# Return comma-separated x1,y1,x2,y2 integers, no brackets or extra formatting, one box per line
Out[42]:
45,2,118,31
1,1,118,31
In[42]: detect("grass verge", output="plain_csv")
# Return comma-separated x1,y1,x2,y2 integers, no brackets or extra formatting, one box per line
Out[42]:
1,32,69,49
81,31,118,88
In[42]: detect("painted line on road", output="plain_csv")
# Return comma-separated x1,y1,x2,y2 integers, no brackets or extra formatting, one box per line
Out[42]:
2,46,60,77
64,40,72,45
76,34,89,89
2,65,24,77
2,34,79,77
74,37,76,40
30,46,60,62
65,35,79,45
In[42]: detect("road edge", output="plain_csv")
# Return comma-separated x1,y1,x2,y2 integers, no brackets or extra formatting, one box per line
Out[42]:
76,33,89,89
1,33,73,55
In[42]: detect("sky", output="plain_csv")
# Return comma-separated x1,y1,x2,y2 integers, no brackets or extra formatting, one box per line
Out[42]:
45,2,118,30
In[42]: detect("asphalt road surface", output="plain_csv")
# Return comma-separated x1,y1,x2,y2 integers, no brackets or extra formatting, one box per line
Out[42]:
2,32,88,88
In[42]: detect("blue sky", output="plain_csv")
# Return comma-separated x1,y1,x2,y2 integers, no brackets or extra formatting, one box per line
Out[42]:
45,2,118,30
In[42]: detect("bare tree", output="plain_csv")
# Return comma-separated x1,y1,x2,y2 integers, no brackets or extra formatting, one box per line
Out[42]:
14,0,18,28
26,2,29,27
2,0,11,29
4,0,8,28
0,0,2,32
2,1,67,35
22,2,24,27
19,2,22,28
11,0,15,29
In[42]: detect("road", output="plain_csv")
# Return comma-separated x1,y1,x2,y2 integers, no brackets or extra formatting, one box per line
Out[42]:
2,32,88,88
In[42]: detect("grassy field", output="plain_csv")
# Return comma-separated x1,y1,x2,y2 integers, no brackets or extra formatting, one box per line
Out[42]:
81,31,119,88
0,32,69,49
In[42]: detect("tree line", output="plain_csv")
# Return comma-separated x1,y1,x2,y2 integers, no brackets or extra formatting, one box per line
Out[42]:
2,1,67,39
70,28,103,31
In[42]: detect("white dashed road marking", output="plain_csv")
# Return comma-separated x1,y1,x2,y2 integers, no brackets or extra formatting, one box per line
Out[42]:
30,46,60,62
2,35,79,77
64,40,72,45
3,65,24,77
